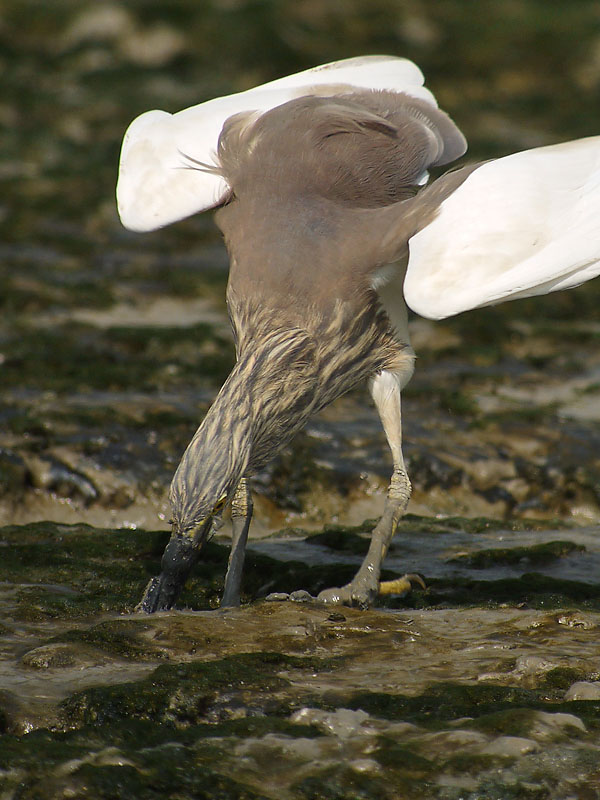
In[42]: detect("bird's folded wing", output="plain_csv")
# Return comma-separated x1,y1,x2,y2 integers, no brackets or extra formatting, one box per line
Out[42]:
404,136,600,320
117,56,436,232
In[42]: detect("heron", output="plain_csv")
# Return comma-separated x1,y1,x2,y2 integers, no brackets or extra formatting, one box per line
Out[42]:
117,56,600,612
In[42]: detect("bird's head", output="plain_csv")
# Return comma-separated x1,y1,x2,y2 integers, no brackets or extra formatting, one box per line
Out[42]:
168,404,245,540
168,316,320,539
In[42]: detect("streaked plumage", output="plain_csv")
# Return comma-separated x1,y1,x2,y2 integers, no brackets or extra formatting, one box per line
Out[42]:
116,56,600,612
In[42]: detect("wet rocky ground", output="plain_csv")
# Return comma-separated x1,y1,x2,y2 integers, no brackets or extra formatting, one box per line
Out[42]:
2,519,600,798
2,1,600,797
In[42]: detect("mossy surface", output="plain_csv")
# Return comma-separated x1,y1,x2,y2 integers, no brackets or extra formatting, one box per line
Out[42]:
447,541,586,569
0,654,330,799
345,682,600,736
0,522,171,617
0,724,271,799
0,522,234,618
60,651,333,728
346,683,543,726
390,573,600,612
1,521,598,623
2,322,234,393
2,520,598,796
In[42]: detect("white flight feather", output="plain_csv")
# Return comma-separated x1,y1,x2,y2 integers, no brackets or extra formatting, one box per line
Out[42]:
117,55,435,232
404,136,600,319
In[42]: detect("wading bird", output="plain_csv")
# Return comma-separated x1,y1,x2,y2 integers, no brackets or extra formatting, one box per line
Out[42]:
117,56,600,612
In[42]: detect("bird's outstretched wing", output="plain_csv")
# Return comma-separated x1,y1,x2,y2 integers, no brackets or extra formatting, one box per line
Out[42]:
404,136,600,320
117,55,437,232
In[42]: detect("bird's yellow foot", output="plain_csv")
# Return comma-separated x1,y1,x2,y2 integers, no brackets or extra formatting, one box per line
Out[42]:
317,572,425,608
265,573,425,609
379,573,426,596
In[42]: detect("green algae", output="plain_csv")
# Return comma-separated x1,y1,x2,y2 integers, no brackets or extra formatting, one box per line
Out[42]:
307,525,371,555
372,739,435,773
396,515,566,537
2,321,233,393
0,449,29,496
293,767,413,800
466,779,552,800
542,667,588,691
0,522,240,618
441,752,512,776
474,406,562,429
448,540,585,569
60,652,334,729
2,623,599,799
345,682,600,734
0,722,270,800
395,573,600,612
0,270,116,315
0,523,169,618
49,619,165,662
2,520,596,625
72,762,269,800
436,388,480,418
0,519,359,620
346,683,543,726
0,727,94,772
1,409,51,439
469,707,585,739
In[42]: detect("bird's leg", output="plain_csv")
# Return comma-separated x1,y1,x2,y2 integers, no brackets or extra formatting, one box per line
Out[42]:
136,517,213,613
318,370,414,608
221,477,253,607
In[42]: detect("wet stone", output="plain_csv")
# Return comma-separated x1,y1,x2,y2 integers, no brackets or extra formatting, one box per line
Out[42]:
529,711,587,739
555,612,597,629
416,729,489,753
478,735,539,757
291,708,372,738
349,758,381,774
472,709,587,743
514,655,558,677
564,681,600,701
2,583,600,797
21,643,91,670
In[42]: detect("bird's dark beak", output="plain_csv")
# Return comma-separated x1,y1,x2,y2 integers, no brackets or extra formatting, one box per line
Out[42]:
136,516,214,613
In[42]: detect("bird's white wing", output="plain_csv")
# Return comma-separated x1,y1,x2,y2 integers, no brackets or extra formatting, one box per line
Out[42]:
117,55,436,232
404,136,600,320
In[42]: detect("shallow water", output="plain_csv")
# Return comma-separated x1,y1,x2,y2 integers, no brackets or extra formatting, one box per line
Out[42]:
2,519,600,798
2,1,600,797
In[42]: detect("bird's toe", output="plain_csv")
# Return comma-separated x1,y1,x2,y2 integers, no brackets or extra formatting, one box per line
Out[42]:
317,583,376,608
378,572,426,597
265,578,419,609
316,585,353,605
